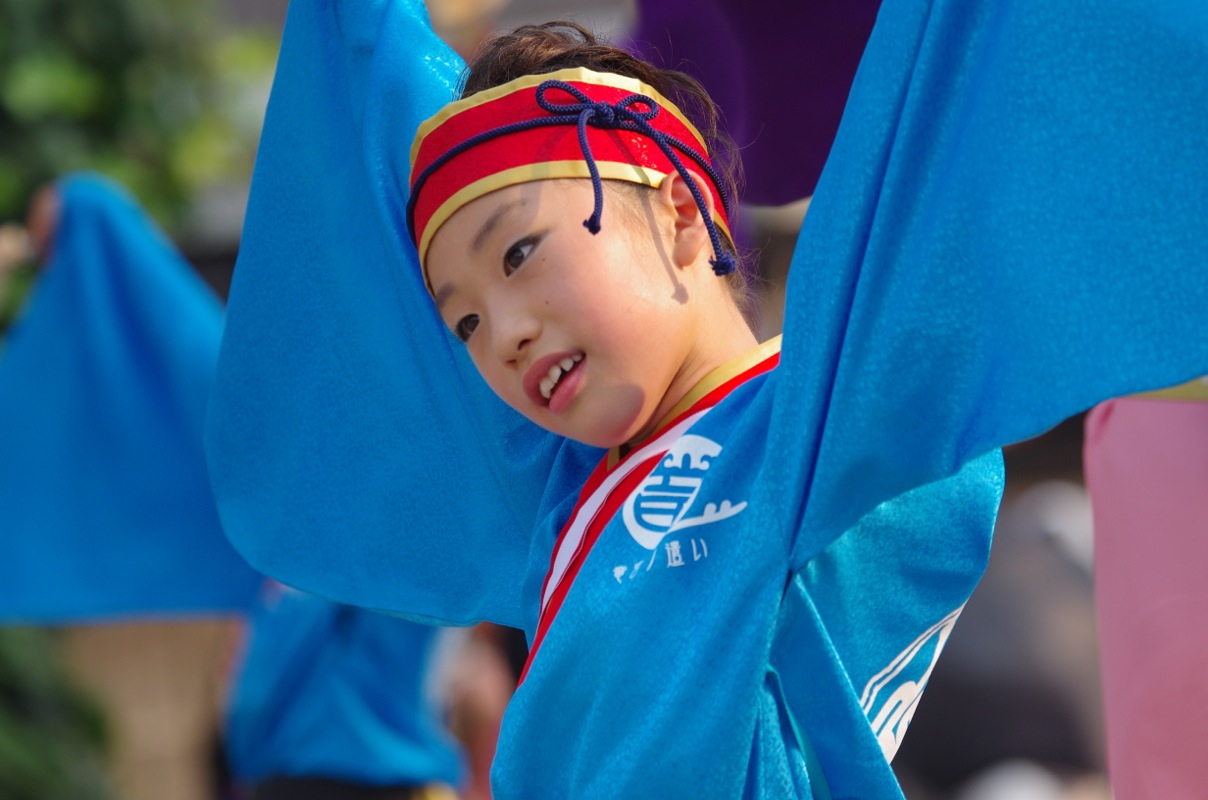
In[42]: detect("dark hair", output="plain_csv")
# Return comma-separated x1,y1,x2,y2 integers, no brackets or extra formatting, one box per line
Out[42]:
460,22,758,326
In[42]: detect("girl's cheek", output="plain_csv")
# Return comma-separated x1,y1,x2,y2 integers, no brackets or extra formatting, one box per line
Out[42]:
468,348,491,380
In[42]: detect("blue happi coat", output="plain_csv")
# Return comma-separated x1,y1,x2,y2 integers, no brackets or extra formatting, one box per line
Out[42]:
206,0,1208,797
495,339,1002,797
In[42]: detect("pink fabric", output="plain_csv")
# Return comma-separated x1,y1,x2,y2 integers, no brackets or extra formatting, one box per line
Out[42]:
1085,397,1208,799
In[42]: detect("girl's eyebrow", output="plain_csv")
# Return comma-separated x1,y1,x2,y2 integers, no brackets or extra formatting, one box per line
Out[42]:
472,198,526,253
432,283,456,312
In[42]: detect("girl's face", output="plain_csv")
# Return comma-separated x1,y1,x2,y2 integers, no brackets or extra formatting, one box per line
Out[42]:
426,178,717,448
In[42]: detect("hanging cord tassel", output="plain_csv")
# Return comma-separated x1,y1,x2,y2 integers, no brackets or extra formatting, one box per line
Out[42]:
537,81,736,275
408,79,737,275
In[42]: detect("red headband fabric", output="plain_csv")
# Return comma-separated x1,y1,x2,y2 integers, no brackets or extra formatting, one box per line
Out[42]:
408,67,732,274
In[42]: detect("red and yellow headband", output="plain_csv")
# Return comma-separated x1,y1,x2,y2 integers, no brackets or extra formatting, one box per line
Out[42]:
407,67,735,279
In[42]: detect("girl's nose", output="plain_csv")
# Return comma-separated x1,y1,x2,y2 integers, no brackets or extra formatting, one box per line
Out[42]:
490,300,540,366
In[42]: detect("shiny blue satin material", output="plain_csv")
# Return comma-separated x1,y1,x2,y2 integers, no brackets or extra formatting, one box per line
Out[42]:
492,370,1003,799
225,585,464,787
0,174,260,622
776,0,1208,558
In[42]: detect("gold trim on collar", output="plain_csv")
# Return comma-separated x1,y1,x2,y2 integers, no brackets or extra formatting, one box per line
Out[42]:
607,335,783,467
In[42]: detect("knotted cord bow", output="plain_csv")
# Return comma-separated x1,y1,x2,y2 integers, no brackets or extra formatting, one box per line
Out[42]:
408,79,737,276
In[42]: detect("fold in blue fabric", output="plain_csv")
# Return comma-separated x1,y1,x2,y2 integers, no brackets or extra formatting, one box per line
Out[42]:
207,0,1208,625
0,173,260,623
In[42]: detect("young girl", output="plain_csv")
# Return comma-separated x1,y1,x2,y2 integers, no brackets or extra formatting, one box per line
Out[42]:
405,24,1002,797
208,1,1208,797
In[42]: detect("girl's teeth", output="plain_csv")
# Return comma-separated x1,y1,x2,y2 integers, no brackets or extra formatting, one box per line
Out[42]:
539,355,583,402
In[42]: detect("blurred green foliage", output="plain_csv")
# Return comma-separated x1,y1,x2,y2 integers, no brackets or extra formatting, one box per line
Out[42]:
0,0,277,232
0,628,111,800
0,263,36,333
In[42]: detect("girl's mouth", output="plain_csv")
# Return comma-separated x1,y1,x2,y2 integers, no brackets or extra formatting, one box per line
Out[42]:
539,354,584,401
523,351,586,413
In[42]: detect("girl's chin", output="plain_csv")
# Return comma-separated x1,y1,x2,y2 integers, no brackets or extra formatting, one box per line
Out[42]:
546,415,647,450
520,391,652,449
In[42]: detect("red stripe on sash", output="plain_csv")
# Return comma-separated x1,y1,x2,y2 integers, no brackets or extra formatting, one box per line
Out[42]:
519,349,780,685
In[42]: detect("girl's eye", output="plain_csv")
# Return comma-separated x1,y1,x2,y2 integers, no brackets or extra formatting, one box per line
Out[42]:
454,314,480,342
504,237,537,275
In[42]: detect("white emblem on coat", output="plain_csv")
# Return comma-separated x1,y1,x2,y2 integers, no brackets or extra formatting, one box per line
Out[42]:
860,608,961,761
622,434,747,550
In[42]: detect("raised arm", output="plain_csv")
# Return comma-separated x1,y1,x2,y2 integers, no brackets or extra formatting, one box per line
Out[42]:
206,0,593,628
769,0,1208,568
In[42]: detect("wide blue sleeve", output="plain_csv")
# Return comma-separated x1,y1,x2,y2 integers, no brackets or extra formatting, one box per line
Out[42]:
0,173,261,622
204,0,598,628
772,0,1208,567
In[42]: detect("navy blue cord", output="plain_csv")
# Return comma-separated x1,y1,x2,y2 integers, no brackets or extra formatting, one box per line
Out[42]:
408,79,736,276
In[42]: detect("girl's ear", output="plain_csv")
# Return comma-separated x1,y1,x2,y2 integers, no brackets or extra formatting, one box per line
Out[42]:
658,170,713,270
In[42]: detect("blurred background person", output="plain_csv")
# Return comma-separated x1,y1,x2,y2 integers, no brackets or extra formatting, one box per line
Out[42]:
0,174,262,800
1084,384,1208,799
2,6,518,799
0,4,276,797
224,582,465,800
3,173,488,800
